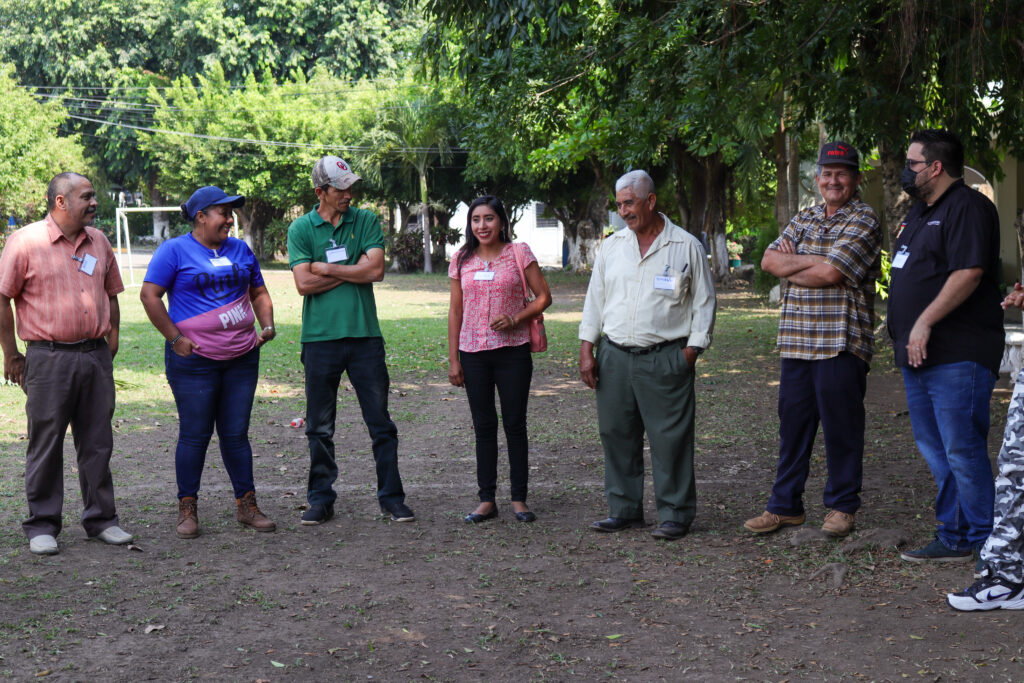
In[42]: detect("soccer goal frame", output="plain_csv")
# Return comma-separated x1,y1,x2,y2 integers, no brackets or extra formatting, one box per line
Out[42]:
114,206,240,286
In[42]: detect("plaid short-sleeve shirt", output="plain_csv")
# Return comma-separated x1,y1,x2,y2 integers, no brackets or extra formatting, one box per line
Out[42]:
772,198,881,363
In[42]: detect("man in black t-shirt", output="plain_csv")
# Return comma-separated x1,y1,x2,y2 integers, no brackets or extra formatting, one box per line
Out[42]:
887,129,1002,565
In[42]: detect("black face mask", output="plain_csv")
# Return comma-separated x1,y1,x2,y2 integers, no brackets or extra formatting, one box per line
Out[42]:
900,166,922,198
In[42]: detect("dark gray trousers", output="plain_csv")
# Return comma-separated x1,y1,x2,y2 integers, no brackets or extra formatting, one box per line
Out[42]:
22,343,119,539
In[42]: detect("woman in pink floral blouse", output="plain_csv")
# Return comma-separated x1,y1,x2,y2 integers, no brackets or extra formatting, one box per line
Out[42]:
447,196,552,523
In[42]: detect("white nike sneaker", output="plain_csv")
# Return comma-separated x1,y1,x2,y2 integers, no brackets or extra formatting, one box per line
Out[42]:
947,575,1024,611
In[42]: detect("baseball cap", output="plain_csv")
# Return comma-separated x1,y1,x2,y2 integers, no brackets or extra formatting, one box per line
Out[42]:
817,141,860,169
183,186,245,220
312,156,361,190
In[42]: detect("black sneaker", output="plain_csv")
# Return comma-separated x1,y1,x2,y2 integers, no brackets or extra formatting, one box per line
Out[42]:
899,538,972,563
381,501,415,522
947,575,1024,611
301,503,334,526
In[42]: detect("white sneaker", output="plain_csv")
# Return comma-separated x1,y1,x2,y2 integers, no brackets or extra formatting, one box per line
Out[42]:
29,534,58,555
947,575,1024,611
94,526,133,545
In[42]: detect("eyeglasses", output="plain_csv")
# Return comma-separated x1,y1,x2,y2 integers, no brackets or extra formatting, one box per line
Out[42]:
905,158,931,170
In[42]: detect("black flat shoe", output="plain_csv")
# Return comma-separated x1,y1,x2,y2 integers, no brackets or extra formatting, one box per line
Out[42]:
651,521,689,541
590,517,644,532
464,508,499,524
514,511,537,523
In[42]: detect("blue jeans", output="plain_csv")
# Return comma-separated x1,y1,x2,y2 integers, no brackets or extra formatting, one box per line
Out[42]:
301,338,405,508
165,345,260,500
902,361,996,551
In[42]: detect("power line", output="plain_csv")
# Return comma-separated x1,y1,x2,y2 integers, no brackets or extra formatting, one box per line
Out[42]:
66,113,468,153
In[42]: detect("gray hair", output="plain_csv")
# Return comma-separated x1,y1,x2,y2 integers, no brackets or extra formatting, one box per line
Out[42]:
615,170,655,197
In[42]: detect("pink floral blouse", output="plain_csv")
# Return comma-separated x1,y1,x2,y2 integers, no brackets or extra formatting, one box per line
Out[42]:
448,242,538,352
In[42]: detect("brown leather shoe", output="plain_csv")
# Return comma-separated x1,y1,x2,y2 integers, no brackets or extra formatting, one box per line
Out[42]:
743,510,805,534
821,509,855,537
236,491,276,532
177,496,199,539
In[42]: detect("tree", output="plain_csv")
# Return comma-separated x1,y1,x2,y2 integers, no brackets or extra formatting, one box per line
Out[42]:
0,65,89,222
360,87,459,272
139,65,375,259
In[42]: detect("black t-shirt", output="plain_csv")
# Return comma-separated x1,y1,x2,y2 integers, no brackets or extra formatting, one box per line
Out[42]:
887,179,1003,373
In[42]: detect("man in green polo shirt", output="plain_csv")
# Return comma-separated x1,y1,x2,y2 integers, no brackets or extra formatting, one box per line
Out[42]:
287,156,415,525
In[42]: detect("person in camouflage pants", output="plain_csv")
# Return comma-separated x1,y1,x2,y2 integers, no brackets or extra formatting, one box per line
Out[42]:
948,283,1024,611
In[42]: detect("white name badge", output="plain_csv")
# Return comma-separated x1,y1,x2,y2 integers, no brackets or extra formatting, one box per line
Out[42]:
891,247,910,269
79,253,97,276
474,270,495,281
325,246,348,263
653,275,677,290
209,256,232,267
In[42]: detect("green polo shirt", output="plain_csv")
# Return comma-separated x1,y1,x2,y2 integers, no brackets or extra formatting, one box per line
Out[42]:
287,204,386,342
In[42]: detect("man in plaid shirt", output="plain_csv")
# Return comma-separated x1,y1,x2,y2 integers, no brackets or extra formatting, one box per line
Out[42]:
744,141,882,538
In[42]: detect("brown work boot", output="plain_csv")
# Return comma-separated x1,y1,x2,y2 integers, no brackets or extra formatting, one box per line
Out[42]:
743,510,805,534
821,509,855,537
177,496,199,539
236,491,276,532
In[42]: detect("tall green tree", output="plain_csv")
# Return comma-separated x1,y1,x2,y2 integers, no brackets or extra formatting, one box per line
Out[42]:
139,65,376,259
361,88,459,272
0,66,89,222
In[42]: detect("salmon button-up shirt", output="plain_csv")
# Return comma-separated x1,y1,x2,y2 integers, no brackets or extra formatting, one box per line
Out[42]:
0,215,124,342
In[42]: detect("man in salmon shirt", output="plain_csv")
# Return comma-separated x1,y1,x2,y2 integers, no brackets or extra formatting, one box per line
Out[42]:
0,172,133,555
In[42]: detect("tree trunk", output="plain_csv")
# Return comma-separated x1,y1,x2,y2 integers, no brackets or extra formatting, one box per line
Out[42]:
236,199,283,261
551,189,607,272
787,133,800,219
669,138,692,232
878,140,913,244
702,153,732,284
419,170,432,273
146,174,169,243
773,123,789,234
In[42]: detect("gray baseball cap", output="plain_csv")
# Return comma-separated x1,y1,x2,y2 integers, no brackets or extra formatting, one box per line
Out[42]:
312,156,361,190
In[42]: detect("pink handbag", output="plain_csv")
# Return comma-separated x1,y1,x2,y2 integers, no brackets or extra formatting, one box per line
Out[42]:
511,243,547,353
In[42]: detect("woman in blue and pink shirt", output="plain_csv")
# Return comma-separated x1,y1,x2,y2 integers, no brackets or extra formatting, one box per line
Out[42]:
141,186,276,539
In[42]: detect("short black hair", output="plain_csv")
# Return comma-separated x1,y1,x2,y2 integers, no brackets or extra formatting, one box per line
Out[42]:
46,172,89,210
910,129,964,178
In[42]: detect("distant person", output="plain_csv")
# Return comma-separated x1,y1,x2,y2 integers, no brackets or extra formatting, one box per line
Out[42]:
140,186,277,539
578,170,716,541
744,141,881,538
447,196,552,523
948,283,1024,611
287,156,415,525
889,129,1002,565
0,172,132,555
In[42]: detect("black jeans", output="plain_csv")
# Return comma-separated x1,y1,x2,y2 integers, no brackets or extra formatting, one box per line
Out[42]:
459,343,532,503
301,338,405,508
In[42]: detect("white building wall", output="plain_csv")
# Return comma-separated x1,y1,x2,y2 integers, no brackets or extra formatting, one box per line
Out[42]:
445,201,565,267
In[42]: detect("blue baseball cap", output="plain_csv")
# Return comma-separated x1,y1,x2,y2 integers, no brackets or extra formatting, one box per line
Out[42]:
183,186,245,220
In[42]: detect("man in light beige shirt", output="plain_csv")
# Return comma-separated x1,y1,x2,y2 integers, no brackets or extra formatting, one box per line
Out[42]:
579,170,716,541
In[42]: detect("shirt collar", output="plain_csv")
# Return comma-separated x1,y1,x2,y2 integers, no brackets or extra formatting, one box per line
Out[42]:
310,203,352,229
44,214,92,247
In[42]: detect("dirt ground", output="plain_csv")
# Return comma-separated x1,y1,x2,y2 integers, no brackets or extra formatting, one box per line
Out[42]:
1,280,1023,682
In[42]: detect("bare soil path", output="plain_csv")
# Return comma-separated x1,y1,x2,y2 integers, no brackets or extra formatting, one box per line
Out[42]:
0,277,1020,681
